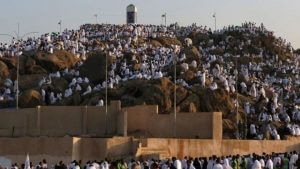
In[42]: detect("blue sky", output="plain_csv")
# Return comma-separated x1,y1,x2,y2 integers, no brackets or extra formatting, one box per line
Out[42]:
0,0,299,48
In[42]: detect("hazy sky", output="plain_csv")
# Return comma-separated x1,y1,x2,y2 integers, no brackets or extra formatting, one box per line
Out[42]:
0,0,299,48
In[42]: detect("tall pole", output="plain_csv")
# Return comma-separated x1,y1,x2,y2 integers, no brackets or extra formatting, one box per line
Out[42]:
213,12,217,32
215,15,216,32
59,20,62,33
165,13,167,27
94,14,98,24
235,58,239,138
105,53,108,134
16,23,20,110
174,52,177,138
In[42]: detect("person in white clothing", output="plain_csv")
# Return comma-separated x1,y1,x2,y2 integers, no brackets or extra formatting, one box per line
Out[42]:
223,159,232,169
252,158,262,169
289,151,298,169
212,158,223,169
265,156,273,169
182,157,188,169
207,157,214,169
172,157,182,169
259,157,265,169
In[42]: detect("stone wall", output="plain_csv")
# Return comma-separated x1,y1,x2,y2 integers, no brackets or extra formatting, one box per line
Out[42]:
0,102,299,167
142,137,300,158
0,102,218,139
0,101,122,137
125,105,219,139
0,137,299,167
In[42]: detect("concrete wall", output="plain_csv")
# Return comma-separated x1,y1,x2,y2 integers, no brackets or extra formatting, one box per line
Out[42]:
0,101,122,137
142,137,300,158
0,137,73,167
125,105,219,139
0,137,299,167
0,108,36,137
0,102,217,139
0,107,298,166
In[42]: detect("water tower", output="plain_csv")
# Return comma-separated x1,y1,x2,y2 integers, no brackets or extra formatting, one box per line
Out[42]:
126,4,137,24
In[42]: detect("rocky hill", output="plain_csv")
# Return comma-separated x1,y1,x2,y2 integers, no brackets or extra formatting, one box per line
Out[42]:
0,23,299,139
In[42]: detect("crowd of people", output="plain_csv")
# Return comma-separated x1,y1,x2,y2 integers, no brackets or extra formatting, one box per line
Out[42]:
0,22,300,140
4,151,300,169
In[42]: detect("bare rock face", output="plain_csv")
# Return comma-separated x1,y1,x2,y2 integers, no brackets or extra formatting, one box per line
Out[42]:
0,60,9,80
24,55,47,74
150,39,162,47
177,93,199,113
79,51,113,84
189,103,197,113
34,50,79,72
19,89,43,108
19,74,46,91
191,85,235,116
182,46,201,63
155,37,182,47
51,77,69,93
0,57,16,69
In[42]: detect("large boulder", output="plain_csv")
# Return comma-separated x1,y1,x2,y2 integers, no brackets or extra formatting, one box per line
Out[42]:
34,50,79,72
19,89,43,108
117,78,188,113
182,46,201,63
51,77,69,93
19,74,46,91
191,85,235,116
27,65,48,74
79,51,112,84
177,93,199,113
59,91,82,106
150,39,162,47
155,37,182,47
0,60,9,80
0,57,16,69
188,32,210,45
24,55,47,74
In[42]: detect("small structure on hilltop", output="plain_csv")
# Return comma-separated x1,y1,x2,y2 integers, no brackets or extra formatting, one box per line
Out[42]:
127,4,137,24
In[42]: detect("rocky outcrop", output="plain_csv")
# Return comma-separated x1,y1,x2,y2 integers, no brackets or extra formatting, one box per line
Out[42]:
19,74,45,91
0,60,9,80
34,50,79,72
182,46,201,63
79,51,112,84
19,89,43,108
155,37,182,47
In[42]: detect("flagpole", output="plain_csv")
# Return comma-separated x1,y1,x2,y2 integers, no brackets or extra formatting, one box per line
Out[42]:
165,13,167,27
105,52,108,135
94,14,98,24
16,23,19,110
174,50,177,138
214,12,217,32
59,20,62,33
